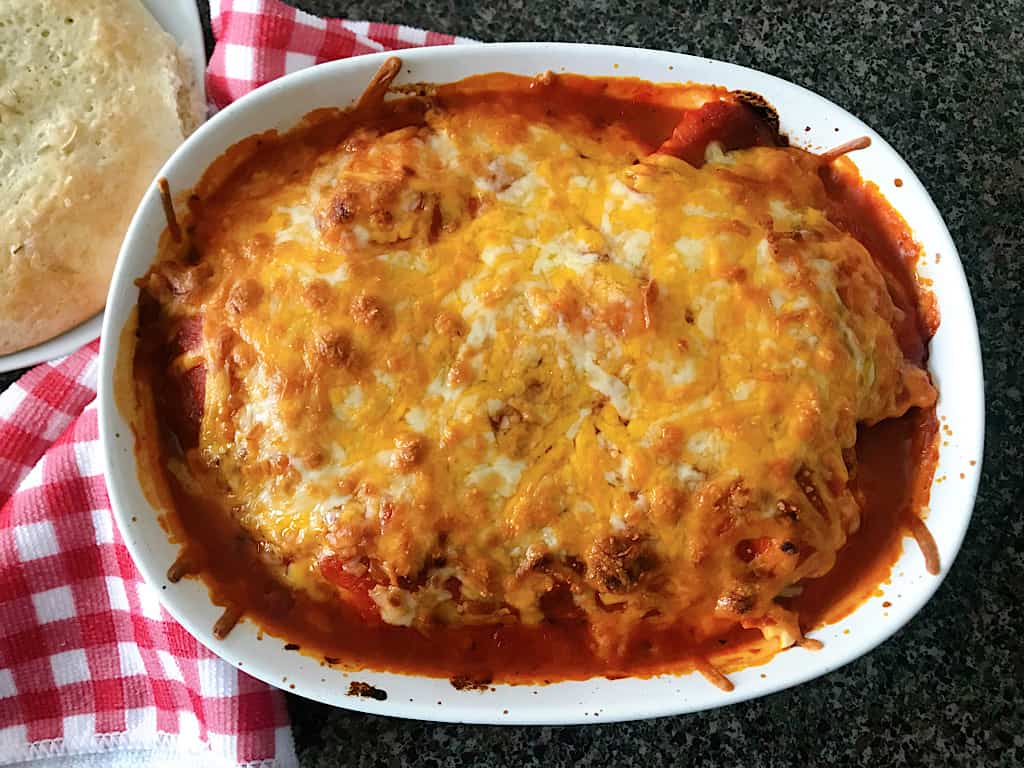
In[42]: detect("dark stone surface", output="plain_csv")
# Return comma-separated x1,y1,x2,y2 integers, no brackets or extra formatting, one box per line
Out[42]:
7,0,1019,764
258,3,1022,766
0,370,21,392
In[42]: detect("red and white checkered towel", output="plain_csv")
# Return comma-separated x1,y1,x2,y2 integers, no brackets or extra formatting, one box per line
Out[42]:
0,343,293,767
0,2,469,765
207,0,474,110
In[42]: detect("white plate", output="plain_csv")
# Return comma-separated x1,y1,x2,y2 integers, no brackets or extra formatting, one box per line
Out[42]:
0,0,206,374
98,43,985,725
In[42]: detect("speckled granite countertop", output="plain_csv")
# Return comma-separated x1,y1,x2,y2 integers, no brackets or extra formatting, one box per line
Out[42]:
4,1,1019,764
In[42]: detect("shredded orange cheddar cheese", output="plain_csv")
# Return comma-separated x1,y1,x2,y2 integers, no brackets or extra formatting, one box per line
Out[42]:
139,73,936,662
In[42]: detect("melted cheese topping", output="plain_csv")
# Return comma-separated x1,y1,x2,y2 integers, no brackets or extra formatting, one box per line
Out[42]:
141,79,936,660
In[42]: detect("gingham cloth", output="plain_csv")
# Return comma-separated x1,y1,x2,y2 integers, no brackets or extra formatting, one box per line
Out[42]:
0,2,469,765
207,0,474,110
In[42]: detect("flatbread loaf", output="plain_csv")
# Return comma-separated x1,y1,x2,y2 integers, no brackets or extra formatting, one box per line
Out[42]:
0,0,201,354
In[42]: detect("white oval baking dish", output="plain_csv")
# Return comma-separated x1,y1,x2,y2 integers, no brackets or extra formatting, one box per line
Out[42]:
97,43,984,725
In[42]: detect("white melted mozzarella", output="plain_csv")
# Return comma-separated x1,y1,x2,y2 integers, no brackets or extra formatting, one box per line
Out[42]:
274,203,318,245
497,169,547,206
369,586,417,626
687,429,726,465
648,357,697,388
532,233,596,276
570,344,631,419
404,406,430,432
675,236,706,271
466,456,527,498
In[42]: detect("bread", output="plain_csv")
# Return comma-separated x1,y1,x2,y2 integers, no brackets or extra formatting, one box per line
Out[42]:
0,0,201,354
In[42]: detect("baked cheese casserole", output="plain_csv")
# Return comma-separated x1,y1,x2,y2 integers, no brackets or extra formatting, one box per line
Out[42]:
128,59,940,687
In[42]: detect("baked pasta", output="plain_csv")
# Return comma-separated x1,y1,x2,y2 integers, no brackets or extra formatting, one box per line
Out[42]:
128,59,939,686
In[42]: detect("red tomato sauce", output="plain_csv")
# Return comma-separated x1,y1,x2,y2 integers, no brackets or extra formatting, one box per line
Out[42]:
130,73,940,684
